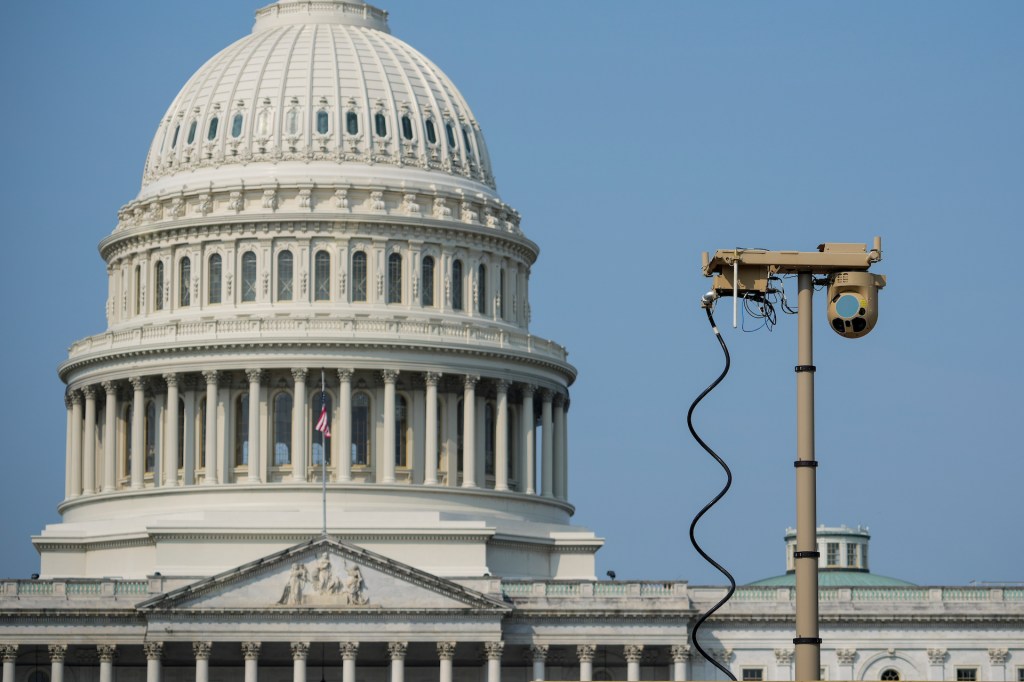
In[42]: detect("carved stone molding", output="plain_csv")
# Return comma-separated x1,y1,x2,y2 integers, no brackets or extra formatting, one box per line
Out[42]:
464,374,480,390
836,649,856,665
339,642,359,660
437,642,457,660
130,376,146,392
577,644,596,663
245,368,264,384
192,642,213,660
337,368,354,383
484,641,504,661
381,369,400,384
926,648,947,665
424,371,442,387
0,644,18,662
291,642,310,660
48,645,68,663
773,648,793,665
143,642,163,661
494,379,511,394
671,644,692,663
202,370,219,386
291,368,308,382
97,645,117,663
82,385,97,400
989,648,1009,665
241,642,261,661
530,644,549,662
387,642,407,660
162,373,179,388
711,648,733,664
623,645,644,663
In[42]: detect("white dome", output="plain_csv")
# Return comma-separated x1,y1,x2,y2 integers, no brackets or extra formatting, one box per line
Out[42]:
139,0,496,203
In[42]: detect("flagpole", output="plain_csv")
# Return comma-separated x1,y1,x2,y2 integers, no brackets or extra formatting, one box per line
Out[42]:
321,368,327,537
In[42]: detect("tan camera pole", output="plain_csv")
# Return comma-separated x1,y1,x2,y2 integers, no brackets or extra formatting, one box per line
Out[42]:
701,239,884,681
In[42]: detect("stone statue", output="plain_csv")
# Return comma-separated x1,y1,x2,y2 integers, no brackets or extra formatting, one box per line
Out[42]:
342,565,369,605
278,562,309,605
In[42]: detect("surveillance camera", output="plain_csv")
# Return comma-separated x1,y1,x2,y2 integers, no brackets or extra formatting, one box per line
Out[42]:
826,271,886,338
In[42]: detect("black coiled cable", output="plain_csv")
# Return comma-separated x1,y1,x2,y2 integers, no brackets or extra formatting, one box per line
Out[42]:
687,304,737,681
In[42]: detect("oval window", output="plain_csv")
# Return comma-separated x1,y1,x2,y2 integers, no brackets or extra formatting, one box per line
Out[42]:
187,121,197,145
231,113,243,138
316,110,329,135
207,117,219,140
374,112,387,137
401,115,413,140
445,122,456,148
425,119,437,144
346,111,359,135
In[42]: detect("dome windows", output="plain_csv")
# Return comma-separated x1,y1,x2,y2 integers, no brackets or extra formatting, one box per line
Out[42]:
286,108,300,137
462,127,473,155
421,256,435,307
231,113,244,138
208,254,222,304
351,392,371,466
346,111,359,136
154,261,164,311
352,251,367,302
374,112,388,138
207,117,219,141
477,264,487,315
445,122,457,149
179,257,191,307
171,125,180,149
387,253,402,304
273,392,292,466
401,115,414,141
425,119,437,145
277,251,294,301
187,120,198,145
314,251,331,301
241,252,257,302
452,259,464,311
316,110,330,136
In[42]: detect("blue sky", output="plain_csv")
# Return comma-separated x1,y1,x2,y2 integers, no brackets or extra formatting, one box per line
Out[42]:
1,1,1021,585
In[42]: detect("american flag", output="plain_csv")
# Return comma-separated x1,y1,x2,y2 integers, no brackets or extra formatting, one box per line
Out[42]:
315,402,331,438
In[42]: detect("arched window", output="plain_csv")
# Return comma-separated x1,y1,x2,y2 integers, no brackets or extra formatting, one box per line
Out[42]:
207,116,219,140
179,257,191,307
316,110,329,135
387,252,402,304
351,392,370,465
277,250,294,301
235,393,249,466
177,398,186,469
145,401,156,474
231,113,244,138
499,269,506,319
401,115,414,140
242,251,257,302
133,265,141,315
312,391,332,466
208,254,222,304
314,251,330,301
477,263,487,315
452,259,463,311
484,402,496,476
154,261,164,311
374,112,387,137
880,670,900,681
346,111,359,135
425,119,437,144
198,397,207,469
187,120,197,145
352,251,367,302
273,392,292,466
421,256,435,307
395,395,409,467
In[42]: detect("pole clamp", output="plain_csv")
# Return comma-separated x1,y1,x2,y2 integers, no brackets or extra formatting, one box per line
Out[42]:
793,551,820,559
794,460,818,468
793,637,822,645
794,365,816,373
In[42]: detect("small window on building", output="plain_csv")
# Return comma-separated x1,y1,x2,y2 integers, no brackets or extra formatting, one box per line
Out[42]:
179,257,191,307
314,251,330,301
401,115,414,140
27,670,50,682
880,669,900,681
241,251,257,302
352,251,367,302
452,259,463,311
133,265,141,314
826,542,839,566
154,261,164,311
187,120,197,145
477,263,487,315
145,400,157,473
425,119,437,144
374,112,387,137
273,392,292,466
421,256,435,307
445,122,457,148
742,669,764,682
207,116,219,140
387,252,402,304
208,254,222,304
277,250,294,301
484,402,495,475
956,669,978,682
235,393,249,466
499,269,506,319
1016,667,1024,682
847,543,858,568
352,392,370,465
171,125,180,149
316,110,329,135
346,111,359,135
395,395,409,467
231,113,244,138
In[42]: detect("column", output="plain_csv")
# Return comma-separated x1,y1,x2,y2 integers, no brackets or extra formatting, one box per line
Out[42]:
163,374,179,487
64,393,73,499
495,380,510,491
577,645,595,682
218,374,231,481
82,386,97,495
445,390,459,487
202,371,219,484
437,642,456,682
551,393,564,501
474,394,485,487
462,375,479,488
48,645,67,682
530,644,548,682
291,642,309,682
245,370,262,482
144,642,163,682
381,370,399,483
193,642,212,682
424,373,441,485
69,390,83,498
485,642,504,682
671,645,691,682
98,645,116,682
561,398,570,500
624,645,643,682
388,642,407,682
1,644,17,682
340,642,359,682
540,389,553,498
130,377,146,489
836,649,856,681
102,382,118,492
989,648,1009,682
521,385,535,494
292,368,308,482
337,370,353,482
241,642,261,682
182,379,197,485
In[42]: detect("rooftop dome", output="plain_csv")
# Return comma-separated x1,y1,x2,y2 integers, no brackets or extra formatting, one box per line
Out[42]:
139,0,495,203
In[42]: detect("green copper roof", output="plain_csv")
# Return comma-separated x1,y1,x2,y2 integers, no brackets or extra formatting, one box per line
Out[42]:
747,571,916,587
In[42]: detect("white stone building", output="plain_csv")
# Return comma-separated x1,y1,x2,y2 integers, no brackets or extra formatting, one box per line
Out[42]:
0,2,1021,681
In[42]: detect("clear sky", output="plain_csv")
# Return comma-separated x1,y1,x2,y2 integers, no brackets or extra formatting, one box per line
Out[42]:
1,1,1021,585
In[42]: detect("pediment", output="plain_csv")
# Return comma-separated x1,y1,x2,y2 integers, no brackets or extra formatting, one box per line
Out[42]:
139,537,508,613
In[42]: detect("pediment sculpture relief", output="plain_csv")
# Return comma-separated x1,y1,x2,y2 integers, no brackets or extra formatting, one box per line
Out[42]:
277,552,370,607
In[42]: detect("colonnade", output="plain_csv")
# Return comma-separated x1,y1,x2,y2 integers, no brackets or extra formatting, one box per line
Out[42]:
63,368,570,502
0,641,693,682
